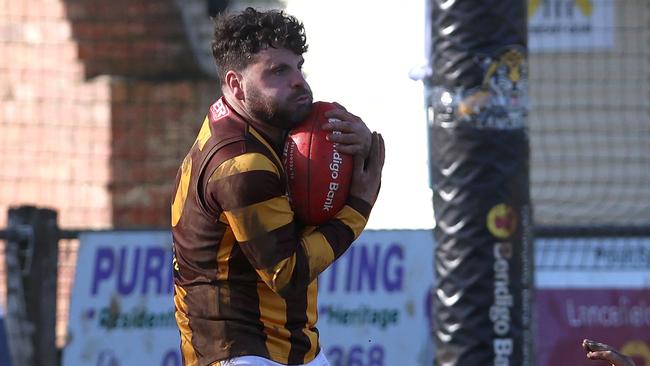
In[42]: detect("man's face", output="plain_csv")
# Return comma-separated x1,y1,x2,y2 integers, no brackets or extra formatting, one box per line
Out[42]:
240,47,313,129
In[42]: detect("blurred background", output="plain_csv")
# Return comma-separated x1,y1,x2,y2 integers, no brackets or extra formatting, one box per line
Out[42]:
0,0,649,365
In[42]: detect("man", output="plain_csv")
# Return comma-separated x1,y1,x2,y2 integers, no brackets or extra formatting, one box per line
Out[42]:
583,339,637,366
171,7,384,366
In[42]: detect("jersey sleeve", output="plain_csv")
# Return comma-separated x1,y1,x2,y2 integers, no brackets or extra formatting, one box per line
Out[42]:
205,151,371,297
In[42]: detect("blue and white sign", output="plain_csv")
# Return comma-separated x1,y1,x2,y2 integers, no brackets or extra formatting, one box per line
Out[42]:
62,231,181,366
317,230,435,366
62,230,435,366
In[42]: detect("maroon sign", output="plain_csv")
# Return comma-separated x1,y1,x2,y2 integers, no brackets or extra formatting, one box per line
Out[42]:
536,289,650,366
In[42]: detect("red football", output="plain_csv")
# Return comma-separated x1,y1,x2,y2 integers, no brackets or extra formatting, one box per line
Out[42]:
282,102,353,225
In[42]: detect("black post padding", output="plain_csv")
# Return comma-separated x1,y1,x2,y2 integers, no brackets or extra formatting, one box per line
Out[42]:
428,0,533,365
431,126,534,366
431,0,527,90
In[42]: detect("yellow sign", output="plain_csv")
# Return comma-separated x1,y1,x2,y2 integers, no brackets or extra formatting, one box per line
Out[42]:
528,0,593,18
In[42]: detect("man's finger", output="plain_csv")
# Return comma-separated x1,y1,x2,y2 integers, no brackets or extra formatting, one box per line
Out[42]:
582,339,637,366
365,133,383,171
583,339,612,352
368,133,385,168
588,351,621,362
327,132,359,144
334,145,363,155
324,108,360,123
322,119,357,132
378,133,385,169
330,102,348,112
352,154,366,178
587,350,636,366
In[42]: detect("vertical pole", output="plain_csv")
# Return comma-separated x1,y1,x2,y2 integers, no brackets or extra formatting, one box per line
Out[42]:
427,0,534,365
0,303,12,365
5,208,35,366
6,206,59,366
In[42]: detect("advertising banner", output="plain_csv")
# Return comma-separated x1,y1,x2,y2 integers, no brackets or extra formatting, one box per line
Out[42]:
536,289,650,366
62,231,180,366
317,230,435,366
63,230,649,366
535,238,650,366
63,230,436,366
528,0,615,51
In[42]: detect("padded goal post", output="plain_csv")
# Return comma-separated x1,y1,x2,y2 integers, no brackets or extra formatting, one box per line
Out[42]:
426,0,534,365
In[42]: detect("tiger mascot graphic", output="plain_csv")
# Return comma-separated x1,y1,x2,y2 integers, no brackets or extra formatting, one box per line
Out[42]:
458,47,528,129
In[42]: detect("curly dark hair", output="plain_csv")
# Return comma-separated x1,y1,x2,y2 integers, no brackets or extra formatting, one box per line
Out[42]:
212,7,308,83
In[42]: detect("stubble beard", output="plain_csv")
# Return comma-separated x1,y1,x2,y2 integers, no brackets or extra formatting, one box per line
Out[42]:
247,87,313,130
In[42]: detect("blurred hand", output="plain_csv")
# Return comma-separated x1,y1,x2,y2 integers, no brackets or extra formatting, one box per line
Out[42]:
583,339,637,366
349,132,384,205
321,103,371,157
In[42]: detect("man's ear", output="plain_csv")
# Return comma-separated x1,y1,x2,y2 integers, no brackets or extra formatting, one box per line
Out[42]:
224,70,245,100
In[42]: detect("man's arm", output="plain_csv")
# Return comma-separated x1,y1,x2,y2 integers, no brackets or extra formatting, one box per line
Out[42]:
206,134,383,297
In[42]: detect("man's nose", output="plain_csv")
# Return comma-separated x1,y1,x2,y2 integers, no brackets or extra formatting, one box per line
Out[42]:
291,70,307,88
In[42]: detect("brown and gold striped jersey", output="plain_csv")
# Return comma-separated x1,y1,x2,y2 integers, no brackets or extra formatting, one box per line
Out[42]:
171,97,372,366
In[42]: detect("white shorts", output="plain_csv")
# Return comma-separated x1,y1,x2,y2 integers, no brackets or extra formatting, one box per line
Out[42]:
217,351,330,366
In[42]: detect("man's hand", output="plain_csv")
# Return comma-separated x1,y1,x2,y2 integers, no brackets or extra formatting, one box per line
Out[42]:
583,339,637,366
322,103,371,157
349,132,385,205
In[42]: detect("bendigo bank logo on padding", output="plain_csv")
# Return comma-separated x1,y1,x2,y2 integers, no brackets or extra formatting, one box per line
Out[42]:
487,204,518,239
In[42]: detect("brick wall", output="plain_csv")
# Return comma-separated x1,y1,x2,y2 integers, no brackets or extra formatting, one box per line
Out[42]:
1,0,219,349
110,79,215,227
0,0,217,230
0,0,113,230
64,0,205,79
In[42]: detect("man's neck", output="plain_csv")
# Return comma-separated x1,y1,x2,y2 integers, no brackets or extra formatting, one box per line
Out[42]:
223,94,286,149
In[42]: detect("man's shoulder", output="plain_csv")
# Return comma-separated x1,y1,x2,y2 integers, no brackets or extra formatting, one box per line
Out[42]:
202,98,281,176
204,128,279,183
209,114,248,144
